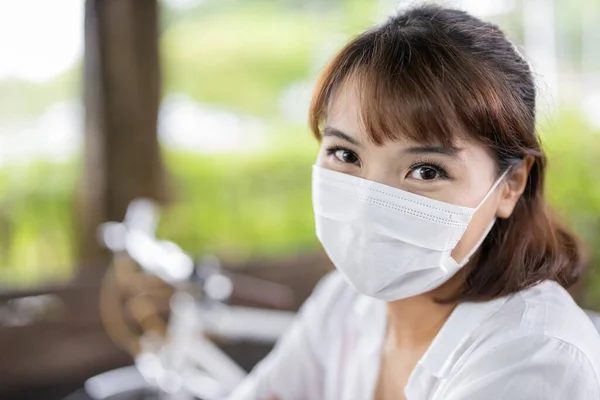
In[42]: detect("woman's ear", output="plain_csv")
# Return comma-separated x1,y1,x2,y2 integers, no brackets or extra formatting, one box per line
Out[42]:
496,156,535,219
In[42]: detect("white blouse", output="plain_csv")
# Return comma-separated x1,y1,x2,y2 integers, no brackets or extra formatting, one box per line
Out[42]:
227,272,600,400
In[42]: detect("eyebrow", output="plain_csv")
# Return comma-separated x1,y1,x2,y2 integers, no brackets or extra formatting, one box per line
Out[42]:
402,145,462,157
322,127,360,146
322,126,462,157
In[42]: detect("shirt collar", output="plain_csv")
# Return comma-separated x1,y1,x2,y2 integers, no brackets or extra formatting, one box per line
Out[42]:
417,294,510,378
353,293,388,355
352,288,511,378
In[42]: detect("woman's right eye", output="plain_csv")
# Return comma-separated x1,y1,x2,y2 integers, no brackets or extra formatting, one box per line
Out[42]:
332,149,359,165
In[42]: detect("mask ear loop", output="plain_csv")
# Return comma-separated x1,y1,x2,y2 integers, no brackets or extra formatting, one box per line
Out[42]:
452,167,513,267
455,217,497,267
474,167,512,212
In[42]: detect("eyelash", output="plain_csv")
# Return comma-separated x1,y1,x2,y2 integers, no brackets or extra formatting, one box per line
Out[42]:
326,145,450,180
326,145,360,165
408,158,450,180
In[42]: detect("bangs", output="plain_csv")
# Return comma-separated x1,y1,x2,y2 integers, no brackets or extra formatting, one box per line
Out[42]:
309,25,521,152
351,59,462,149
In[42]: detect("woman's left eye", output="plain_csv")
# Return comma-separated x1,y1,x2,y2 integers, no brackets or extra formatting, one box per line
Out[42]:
408,165,446,181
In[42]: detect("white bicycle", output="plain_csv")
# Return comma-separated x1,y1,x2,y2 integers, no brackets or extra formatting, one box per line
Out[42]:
82,199,297,400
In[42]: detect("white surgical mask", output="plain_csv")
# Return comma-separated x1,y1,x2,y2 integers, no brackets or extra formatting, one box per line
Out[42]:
312,165,508,301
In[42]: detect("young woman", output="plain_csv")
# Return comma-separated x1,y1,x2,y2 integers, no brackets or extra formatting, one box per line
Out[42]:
228,4,600,400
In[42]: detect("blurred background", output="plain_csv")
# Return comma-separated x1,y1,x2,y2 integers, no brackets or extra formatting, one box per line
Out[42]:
0,0,598,399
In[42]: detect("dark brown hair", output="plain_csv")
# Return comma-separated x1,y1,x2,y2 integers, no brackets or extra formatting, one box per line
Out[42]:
309,4,582,302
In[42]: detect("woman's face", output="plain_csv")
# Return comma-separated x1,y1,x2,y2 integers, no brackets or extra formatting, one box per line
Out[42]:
316,83,526,263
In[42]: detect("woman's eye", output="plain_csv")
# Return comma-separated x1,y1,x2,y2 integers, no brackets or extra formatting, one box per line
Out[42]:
409,166,442,180
333,149,359,164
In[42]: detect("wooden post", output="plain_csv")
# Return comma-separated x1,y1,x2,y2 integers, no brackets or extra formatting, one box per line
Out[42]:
79,0,165,265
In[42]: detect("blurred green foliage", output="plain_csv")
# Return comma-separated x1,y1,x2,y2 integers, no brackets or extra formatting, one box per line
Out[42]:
0,161,78,286
161,6,335,115
0,67,80,120
159,135,317,262
543,111,600,307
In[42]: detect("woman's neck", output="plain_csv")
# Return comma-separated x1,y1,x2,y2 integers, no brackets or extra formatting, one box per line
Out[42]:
385,278,462,349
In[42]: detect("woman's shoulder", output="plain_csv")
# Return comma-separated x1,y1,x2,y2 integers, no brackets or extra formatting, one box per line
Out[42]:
479,280,600,348
437,281,600,398
466,280,600,376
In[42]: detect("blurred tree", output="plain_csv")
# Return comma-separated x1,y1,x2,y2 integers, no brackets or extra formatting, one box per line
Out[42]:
79,0,166,265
